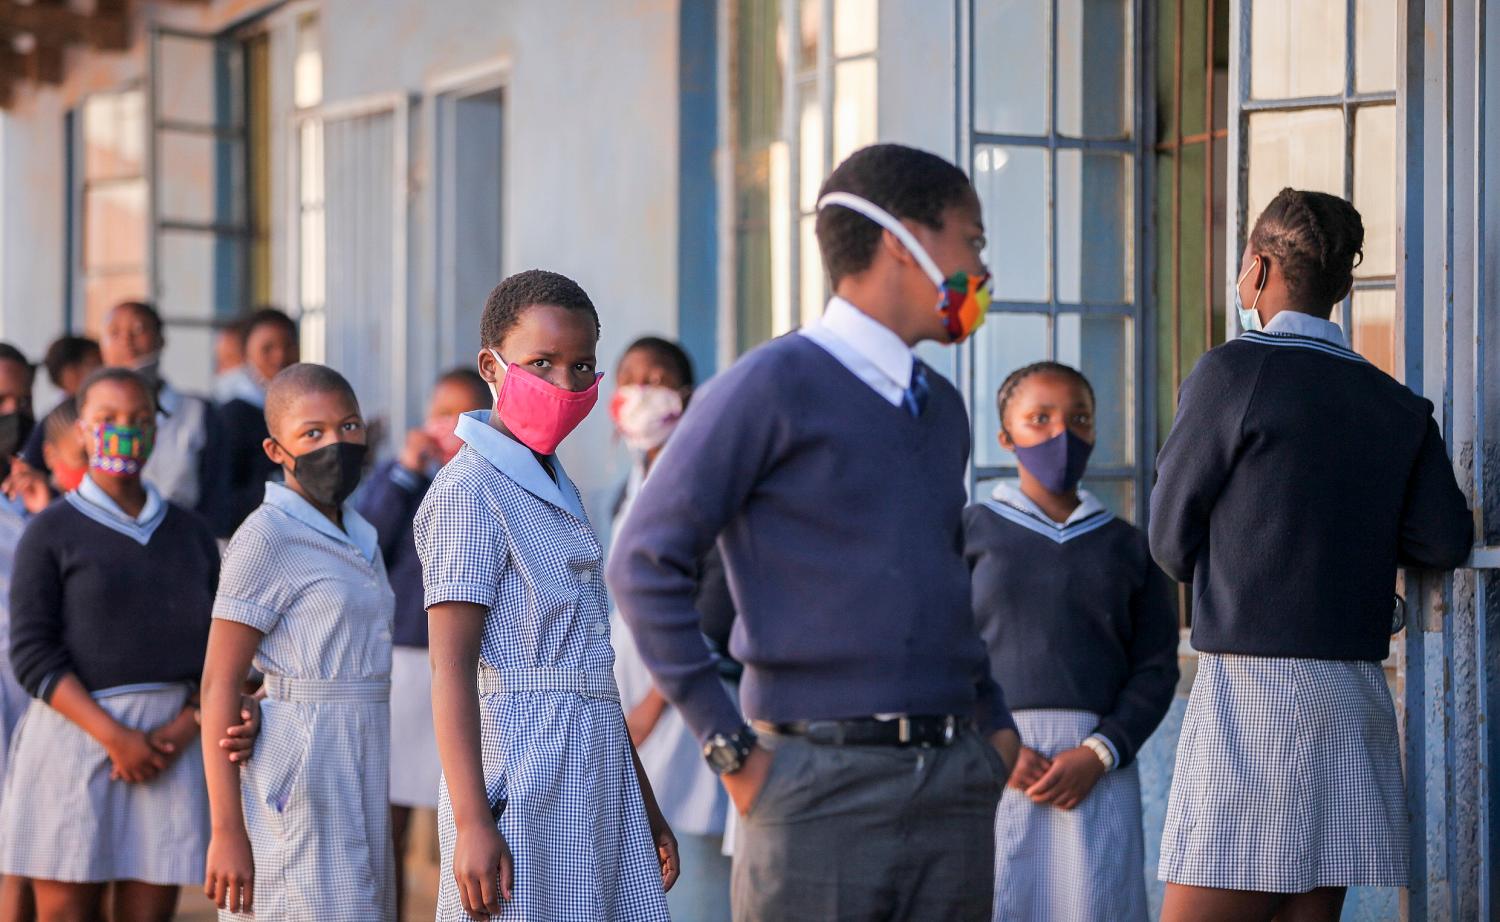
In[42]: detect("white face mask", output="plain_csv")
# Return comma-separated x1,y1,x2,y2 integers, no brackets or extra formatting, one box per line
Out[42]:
1236,256,1265,333
610,384,684,453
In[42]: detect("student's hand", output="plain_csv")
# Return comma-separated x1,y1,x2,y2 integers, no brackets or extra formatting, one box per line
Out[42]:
625,690,669,748
1025,745,1106,810
453,821,513,918
646,806,680,892
212,694,263,764
989,728,1021,775
146,706,200,769
1007,746,1052,792
205,829,255,914
3,459,52,514
722,744,774,817
398,428,441,474
105,726,168,783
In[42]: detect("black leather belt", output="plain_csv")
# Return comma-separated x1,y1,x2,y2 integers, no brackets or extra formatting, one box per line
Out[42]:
752,715,964,748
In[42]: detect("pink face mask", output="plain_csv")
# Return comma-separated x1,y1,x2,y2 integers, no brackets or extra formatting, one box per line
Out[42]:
487,350,601,455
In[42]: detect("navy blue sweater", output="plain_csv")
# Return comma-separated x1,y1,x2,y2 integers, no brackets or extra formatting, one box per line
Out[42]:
9,499,219,699
356,459,429,648
220,397,279,536
609,333,1012,744
964,500,1178,768
1151,330,1471,660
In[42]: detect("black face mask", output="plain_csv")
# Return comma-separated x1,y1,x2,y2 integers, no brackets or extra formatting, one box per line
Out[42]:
0,411,35,459
283,441,367,507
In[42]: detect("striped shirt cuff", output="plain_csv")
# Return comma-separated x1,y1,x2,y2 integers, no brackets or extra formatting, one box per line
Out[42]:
1083,733,1119,771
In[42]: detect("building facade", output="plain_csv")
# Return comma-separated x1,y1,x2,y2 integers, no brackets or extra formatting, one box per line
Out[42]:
0,1,1494,918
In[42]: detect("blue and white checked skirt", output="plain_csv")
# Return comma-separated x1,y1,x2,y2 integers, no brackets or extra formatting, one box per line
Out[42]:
994,709,1148,922
0,683,209,885
0,655,26,813
1159,653,1408,892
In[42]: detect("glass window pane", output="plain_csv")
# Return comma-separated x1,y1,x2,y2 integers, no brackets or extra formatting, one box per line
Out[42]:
974,0,1049,136
1056,151,1133,303
798,85,824,212
1083,478,1136,523
1355,0,1397,93
159,325,216,396
833,0,877,57
158,132,243,225
1246,108,1345,225
1353,105,1396,278
1154,0,1178,141
1179,0,1210,137
833,58,877,165
82,91,145,181
1351,288,1397,376
84,181,147,272
799,214,825,328
1057,0,1131,139
1177,143,1208,371
974,313,1050,468
1056,313,1134,466
156,34,225,127
84,272,148,336
156,230,220,321
1250,0,1346,99
975,145,1049,302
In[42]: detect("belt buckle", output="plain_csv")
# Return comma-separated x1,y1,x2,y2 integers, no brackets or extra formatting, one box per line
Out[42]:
897,716,912,745
942,716,956,745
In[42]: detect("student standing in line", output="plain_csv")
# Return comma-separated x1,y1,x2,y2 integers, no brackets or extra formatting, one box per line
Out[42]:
218,308,301,534
0,367,219,922
200,363,395,921
0,343,36,922
1152,188,1472,922
211,318,251,406
609,143,1019,922
355,367,489,920
18,335,100,477
965,361,1178,922
417,270,675,921
606,335,735,922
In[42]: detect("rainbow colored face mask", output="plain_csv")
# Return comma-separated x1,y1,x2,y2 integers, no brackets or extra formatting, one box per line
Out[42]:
89,422,154,476
817,191,992,343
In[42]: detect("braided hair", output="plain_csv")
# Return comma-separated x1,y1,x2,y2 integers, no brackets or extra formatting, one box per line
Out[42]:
995,361,1095,437
1249,188,1365,315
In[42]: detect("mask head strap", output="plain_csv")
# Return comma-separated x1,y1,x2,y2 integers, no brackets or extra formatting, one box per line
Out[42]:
816,191,947,289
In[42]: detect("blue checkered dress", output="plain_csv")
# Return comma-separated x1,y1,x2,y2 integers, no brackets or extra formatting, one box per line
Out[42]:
213,483,396,921
415,411,669,922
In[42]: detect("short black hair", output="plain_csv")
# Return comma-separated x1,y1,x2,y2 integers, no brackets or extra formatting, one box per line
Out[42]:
264,363,360,433
480,269,601,349
77,367,153,413
1250,188,1365,317
621,336,695,388
43,336,101,388
437,367,491,407
0,343,34,383
241,307,299,348
995,362,1095,436
113,301,164,337
815,144,977,286
43,396,79,442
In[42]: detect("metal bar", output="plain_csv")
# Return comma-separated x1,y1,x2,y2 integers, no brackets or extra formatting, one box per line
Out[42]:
154,119,245,139
971,131,1135,151
1239,90,1398,112
157,219,252,236
986,299,1137,315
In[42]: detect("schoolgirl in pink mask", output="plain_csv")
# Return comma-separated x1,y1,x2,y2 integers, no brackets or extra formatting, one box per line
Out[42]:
416,270,676,921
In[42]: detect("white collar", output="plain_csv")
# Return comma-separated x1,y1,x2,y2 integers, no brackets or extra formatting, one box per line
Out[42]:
815,296,915,392
454,410,588,521
1262,310,1348,347
991,481,1106,525
67,474,167,545
262,481,380,562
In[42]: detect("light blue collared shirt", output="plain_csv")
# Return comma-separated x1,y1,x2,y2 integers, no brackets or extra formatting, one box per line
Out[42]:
454,410,588,521
800,296,916,406
66,475,167,546
991,481,1107,526
261,481,380,563
1262,309,1348,347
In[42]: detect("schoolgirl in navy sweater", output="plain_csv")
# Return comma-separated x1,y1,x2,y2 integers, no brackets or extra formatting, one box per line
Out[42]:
965,362,1177,922
1153,189,1471,922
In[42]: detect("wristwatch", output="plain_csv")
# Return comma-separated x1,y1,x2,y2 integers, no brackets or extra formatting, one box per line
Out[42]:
703,725,757,775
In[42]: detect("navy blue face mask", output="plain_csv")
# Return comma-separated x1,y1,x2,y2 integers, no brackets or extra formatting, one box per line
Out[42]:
1012,429,1094,495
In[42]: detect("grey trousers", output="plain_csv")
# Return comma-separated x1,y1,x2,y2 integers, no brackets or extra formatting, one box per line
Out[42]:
731,728,1006,922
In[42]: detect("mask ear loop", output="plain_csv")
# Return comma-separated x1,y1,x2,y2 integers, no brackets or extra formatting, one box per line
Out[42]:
816,192,948,292
1237,255,1268,318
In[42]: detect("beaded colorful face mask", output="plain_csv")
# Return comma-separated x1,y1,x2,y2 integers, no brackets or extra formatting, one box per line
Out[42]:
89,422,154,476
816,191,992,343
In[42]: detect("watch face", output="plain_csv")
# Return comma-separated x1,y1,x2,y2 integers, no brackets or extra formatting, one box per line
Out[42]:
705,734,744,774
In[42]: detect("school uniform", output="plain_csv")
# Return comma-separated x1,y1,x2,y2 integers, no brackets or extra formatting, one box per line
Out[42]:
1151,311,1471,893
0,494,30,809
0,478,217,885
213,482,396,921
610,297,1013,922
356,459,442,809
414,411,669,922
218,382,279,536
965,483,1178,922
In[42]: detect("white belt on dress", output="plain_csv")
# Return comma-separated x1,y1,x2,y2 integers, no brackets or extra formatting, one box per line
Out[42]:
263,675,390,703
477,667,620,702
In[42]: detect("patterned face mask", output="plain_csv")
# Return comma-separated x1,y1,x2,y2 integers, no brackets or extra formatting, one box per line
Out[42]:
89,422,154,476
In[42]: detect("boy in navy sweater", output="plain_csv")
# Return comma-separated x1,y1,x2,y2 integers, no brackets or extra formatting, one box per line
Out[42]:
1153,188,1471,922
610,143,1018,921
